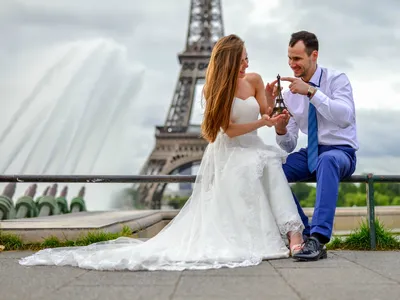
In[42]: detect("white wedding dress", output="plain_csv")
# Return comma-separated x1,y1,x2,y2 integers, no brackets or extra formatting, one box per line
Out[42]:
19,96,304,271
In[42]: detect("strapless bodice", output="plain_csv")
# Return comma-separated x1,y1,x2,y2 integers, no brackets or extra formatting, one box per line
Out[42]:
231,96,260,126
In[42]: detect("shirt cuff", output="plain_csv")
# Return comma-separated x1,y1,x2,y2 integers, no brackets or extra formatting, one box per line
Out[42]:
309,89,326,109
276,131,291,143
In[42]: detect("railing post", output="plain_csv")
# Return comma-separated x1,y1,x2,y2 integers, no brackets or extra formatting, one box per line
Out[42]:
366,173,376,250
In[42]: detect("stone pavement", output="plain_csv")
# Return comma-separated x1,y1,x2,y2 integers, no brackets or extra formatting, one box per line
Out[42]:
1,250,400,300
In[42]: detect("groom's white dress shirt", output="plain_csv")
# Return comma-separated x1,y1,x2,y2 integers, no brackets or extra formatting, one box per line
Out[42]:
276,65,359,153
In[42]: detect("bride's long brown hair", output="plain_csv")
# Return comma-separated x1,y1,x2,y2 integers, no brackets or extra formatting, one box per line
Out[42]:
201,34,244,143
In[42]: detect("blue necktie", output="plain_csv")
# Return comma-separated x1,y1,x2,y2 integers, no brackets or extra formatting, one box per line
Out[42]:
307,82,318,173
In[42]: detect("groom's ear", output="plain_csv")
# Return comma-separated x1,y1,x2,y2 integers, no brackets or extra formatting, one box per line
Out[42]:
311,50,318,62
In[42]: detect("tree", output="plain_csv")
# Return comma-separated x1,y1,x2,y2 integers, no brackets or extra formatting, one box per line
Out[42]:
344,193,365,207
338,183,359,206
392,196,400,205
300,189,316,207
291,183,312,202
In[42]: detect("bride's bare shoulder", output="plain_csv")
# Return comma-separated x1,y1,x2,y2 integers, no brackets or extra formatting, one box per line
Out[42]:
245,72,263,87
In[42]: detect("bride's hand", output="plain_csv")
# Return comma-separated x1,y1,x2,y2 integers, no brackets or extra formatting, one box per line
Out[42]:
265,80,277,102
265,80,283,100
261,114,281,127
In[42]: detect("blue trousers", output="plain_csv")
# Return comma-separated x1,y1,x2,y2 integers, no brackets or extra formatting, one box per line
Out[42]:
283,145,357,241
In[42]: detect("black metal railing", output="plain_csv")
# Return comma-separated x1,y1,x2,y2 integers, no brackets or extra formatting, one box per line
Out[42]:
1,173,399,250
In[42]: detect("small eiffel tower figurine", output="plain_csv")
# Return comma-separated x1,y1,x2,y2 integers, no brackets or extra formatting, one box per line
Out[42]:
271,74,291,117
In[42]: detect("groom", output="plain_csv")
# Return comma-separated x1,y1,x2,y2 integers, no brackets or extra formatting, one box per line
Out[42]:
266,31,358,261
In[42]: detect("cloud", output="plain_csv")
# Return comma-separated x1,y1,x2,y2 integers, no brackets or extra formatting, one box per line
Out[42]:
391,82,400,93
3,1,142,32
356,110,398,157
241,0,400,71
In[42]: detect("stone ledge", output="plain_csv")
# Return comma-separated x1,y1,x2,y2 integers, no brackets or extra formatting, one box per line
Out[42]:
304,206,400,233
0,210,178,243
304,206,400,216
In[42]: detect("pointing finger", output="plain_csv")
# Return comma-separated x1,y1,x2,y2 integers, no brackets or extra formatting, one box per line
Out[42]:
280,77,295,82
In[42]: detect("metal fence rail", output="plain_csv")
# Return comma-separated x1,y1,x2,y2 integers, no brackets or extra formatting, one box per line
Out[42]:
1,173,399,250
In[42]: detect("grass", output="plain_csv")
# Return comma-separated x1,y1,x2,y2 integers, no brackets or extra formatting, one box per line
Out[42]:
327,218,400,250
0,231,24,250
0,225,136,251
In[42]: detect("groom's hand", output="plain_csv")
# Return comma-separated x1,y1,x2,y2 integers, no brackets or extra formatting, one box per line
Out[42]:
281,77,309,95
274,110,291,135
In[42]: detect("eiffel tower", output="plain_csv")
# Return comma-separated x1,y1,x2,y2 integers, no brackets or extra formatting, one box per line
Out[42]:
137,0,225,209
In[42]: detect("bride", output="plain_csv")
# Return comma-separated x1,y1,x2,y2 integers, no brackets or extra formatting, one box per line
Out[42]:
19,34,304,271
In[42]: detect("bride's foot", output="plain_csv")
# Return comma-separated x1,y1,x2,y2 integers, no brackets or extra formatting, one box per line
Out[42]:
290,244,303,256
287,231,304,256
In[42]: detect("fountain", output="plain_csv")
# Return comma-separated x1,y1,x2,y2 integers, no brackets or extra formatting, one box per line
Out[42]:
0,38,145,211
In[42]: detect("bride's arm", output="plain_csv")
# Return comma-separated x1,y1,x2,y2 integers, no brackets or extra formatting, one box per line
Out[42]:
250,73,274,115
224,118,271,138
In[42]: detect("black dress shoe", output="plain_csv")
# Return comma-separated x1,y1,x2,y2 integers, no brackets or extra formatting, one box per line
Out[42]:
292,236,327,261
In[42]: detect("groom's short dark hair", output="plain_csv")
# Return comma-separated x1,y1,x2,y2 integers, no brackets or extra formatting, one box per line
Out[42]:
289,31,319,56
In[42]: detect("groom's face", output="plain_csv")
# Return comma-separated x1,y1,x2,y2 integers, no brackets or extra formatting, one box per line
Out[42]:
288,41,314,78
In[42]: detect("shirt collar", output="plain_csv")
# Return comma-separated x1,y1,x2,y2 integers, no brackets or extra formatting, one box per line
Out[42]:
307,65,323,87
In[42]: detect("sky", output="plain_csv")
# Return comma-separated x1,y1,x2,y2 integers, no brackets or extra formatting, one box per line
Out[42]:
1,0,400,210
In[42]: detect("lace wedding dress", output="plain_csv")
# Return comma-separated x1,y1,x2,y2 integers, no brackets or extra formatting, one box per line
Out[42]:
19,96,304,271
